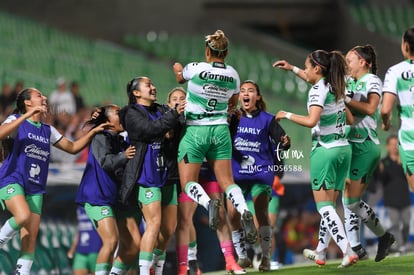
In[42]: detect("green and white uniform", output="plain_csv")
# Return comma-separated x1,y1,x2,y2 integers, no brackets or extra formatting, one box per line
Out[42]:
383,59,414,174
308,78,351,191
347,73,382,182
182,61,240,125
178,61,240,163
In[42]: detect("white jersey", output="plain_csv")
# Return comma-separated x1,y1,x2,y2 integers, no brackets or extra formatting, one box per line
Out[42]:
307,78,348,149
383,60,414,150
182,61,240,125
346,73,382,144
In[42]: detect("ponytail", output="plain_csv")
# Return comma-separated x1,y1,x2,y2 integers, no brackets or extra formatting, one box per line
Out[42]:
14,88,32,114
328,51,347,103
84,104,118,130
126,77,144,105
309,50,346,102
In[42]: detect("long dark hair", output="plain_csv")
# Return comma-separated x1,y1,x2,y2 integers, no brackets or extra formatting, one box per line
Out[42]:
84,104,119,129
3,88,32,160
403,26,414,55
309,50,346,102
126,77,144,105
13,88,32,114
241,80,267,111
351,44,378,75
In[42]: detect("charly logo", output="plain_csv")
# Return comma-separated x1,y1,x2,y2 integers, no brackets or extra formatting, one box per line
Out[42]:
29,164,41,178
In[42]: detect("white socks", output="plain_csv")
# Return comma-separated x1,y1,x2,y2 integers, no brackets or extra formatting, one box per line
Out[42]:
346,200,385,237
318,205,349,254
343,205,361,247
226,184,249,215
232,229,248,259
185,181,211,210
15,258,33,275
0,219,19,248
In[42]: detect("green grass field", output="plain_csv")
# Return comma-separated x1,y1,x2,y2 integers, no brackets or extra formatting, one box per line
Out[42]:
205,253,414,275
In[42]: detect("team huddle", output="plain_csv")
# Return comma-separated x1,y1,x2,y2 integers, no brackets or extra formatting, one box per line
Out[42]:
0,26,413,275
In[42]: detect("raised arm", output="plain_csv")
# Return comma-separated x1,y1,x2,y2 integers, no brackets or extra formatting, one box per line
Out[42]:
276,106,322,128
273,60,307,81
0,106,45,140
173,62,186,84
53,122,110,154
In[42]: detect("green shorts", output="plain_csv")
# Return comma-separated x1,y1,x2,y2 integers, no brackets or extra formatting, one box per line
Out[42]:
239,183,272,198
178,125,232,163
241,183,272,216
84,203,115,228
0,184,43,215
310,145,351,191
349,140,381,183
399,146,414,176
268,195,280,215
138,185,177,206
247,194,279,216
73,252,98,271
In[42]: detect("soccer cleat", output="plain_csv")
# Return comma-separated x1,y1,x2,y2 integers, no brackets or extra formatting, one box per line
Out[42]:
303,249,326,266
237,257,252,269
352,244,368,260
338,248,358,268
270,261,282,270
241,210,258,244
259,257,271,272
226,260,246,274
375,232,395,262
208,199,221,230
188,260,201,275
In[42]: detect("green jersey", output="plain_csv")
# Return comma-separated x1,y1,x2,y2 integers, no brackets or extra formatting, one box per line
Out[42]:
346,73,382,144
383,60,414,150
307,78,348,149
182,61,240,126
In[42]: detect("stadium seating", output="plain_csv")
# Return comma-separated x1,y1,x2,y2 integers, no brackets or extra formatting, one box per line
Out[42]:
0,220,76,274
0,11,177,106
123,33,307,102
0,250,14,275
349,3,414,39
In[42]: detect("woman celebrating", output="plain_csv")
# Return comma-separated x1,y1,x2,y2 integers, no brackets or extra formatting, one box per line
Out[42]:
0,88,107,275
228,80,290,271
172,29,257,245
381,26,414,198
75,104,139,275
119,76,184,275
274,50,358,268
342,45,394,262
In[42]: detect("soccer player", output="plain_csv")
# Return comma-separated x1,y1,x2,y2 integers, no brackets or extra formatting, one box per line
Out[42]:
274,50,358,268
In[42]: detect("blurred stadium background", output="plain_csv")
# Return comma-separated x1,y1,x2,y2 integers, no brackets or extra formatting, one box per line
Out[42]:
0,0,412,273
